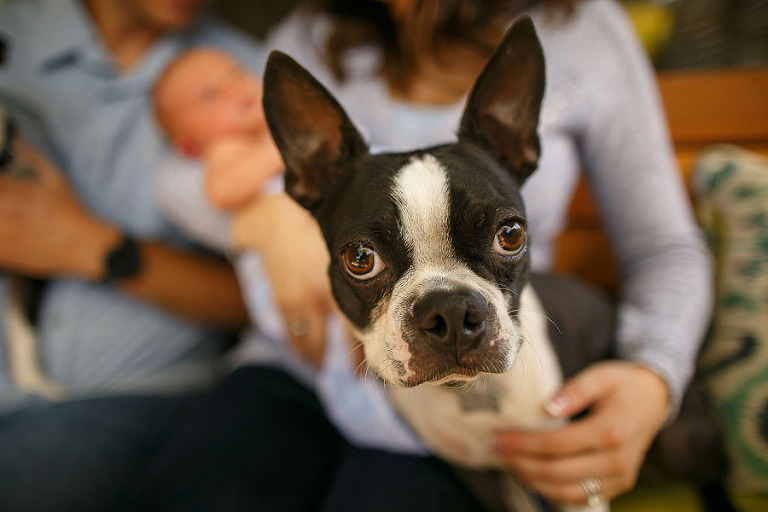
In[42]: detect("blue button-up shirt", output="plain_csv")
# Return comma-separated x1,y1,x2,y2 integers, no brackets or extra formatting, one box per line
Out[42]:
0,0,266,407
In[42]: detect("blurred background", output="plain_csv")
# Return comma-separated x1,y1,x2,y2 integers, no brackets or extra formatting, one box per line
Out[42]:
211,0,768,71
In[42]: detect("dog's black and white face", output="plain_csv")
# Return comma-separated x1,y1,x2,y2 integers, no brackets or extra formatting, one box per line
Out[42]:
263,18,545,388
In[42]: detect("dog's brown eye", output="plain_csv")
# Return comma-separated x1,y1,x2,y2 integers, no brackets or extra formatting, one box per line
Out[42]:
343,243,385,280
494,222,525,255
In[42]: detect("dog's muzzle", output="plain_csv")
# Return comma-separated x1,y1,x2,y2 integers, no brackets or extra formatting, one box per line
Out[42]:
400,286,510,386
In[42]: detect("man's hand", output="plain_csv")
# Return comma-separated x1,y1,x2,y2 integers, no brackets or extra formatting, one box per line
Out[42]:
0,141,118,280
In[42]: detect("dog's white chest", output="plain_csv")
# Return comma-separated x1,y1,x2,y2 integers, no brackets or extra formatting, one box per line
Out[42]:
387,285,563,468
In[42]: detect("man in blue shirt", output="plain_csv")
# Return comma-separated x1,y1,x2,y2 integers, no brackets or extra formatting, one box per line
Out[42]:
0,0,265,509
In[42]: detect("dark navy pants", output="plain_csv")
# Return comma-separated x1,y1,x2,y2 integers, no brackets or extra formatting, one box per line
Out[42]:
122,366,486,512
0,393,199,512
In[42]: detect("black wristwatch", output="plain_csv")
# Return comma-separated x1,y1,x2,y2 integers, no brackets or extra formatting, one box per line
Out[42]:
102,235,142,283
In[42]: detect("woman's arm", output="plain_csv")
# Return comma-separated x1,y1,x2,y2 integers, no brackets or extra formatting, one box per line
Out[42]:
233,193,334,366
575,1,712,412
494,0,712,505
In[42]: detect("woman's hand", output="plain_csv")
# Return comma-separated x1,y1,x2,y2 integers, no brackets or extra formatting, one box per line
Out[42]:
233,193,334,367
0,141,117,280
492,361,670,506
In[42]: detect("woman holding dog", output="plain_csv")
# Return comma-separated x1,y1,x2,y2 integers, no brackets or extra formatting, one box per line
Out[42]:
130,0,712,510
262,0,712,507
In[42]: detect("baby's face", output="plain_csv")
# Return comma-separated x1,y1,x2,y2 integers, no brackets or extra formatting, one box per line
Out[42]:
158,49,266,150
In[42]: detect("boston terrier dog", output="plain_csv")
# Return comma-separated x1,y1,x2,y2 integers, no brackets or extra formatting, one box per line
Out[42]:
263,17,614,512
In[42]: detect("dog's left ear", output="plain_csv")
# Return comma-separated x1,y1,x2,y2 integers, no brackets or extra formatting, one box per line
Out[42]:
458,16,545,185
262,51,369,211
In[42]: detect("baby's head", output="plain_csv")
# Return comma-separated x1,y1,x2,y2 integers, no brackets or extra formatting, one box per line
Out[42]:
154,47,266,156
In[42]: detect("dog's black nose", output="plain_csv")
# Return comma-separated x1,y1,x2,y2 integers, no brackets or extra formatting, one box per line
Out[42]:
413,289,489,357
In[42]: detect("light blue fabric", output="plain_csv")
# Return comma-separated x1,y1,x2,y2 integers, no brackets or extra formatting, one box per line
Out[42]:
0,0,267,408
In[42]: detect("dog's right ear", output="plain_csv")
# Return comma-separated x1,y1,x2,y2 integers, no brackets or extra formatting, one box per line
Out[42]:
458,17,545,186
263,51,368,211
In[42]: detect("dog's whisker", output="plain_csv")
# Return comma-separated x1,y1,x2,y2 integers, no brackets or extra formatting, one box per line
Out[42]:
516,303,561,336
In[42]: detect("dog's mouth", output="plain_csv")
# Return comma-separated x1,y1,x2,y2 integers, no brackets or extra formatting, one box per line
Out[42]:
402,365,484,388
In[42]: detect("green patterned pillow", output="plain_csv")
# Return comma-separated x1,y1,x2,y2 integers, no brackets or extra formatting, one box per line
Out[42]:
693,145,768,495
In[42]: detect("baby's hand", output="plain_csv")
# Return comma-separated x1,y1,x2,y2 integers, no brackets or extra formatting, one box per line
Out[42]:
204,134,284,211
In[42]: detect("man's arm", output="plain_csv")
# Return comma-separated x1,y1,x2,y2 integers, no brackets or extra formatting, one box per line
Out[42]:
0,141,249,329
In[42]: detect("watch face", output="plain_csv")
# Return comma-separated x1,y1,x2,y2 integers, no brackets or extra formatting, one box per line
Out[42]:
105,236,141,282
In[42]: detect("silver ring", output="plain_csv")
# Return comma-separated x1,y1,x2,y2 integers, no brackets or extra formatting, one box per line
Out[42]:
581,477,604,506
289,318,309,338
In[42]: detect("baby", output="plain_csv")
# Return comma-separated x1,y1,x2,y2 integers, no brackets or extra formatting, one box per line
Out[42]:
153,47,284,211
152,46,333,367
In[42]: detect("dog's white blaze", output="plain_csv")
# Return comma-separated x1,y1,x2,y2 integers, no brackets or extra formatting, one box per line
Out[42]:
364,155,455,380
392,155,454,266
